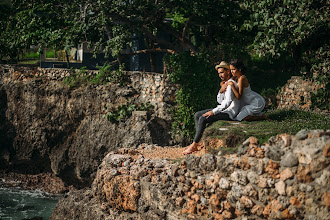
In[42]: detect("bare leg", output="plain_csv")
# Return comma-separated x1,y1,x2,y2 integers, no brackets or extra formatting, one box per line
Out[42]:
183,111,231,155
183,142,199,155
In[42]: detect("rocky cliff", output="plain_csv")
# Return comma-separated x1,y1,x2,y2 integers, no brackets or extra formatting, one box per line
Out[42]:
51,129,330,219
0,65,176,188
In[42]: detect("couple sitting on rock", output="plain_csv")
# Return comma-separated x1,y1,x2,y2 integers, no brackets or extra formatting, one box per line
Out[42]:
183,59,267,155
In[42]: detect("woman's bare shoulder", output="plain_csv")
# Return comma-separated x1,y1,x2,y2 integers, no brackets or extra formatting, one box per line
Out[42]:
239,75,249,82
236,75,248,88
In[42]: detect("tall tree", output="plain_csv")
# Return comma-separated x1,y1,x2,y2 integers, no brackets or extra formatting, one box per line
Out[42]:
241,0,329,70
0,0,18,61
2,0,250,66
241,0,329,110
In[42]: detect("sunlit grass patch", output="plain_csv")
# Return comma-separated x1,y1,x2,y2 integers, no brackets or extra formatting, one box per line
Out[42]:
205,109,329,146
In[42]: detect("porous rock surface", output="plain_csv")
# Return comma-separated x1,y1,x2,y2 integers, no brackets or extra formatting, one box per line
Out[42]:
51,130,330,219
0,67,175,187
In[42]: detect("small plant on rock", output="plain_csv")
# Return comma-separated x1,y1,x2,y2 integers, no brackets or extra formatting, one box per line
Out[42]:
64,63,128,88
103,100,154,123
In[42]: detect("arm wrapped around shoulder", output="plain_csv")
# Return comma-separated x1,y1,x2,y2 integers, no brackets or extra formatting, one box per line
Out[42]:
212,86,234,114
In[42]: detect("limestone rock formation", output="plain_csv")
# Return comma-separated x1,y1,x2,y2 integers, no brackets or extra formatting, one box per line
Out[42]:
51,129,330,219
0,67,174,187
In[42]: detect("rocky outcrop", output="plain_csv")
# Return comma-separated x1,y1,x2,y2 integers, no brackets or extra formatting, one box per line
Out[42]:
0,172,70,194
276,76,321,110
51,129,330,219
0,66,176,187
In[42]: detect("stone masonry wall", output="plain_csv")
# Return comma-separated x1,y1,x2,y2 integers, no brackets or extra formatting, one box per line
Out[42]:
276,76,321,110
0,64,177,120
51,129,330,220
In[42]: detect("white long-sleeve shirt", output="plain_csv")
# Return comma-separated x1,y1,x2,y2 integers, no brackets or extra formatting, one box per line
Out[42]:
217,90,224,104
212,79,240,119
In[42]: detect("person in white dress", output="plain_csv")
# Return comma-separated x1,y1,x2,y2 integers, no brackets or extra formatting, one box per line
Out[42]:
226,59,267,121
183,61,240,155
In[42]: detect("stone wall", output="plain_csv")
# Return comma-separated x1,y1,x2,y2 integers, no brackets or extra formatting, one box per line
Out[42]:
129,71,176,120
51,129,330,219
0,65,177,120
276,76,321,110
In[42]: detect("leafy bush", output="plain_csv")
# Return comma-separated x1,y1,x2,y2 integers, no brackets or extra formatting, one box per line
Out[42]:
165,53,219,140
305,46,330,111
103,101,154,123
261,87,280,109
63,67,89,88
63,63,127,88
94,63,127,85
311,85,329,111
23,51,39,59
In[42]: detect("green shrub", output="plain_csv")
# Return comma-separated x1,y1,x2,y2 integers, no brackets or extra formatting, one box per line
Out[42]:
63,63,127,88
63,67,88,88
165,53,218,140
302,46,329,111
103,101,154,123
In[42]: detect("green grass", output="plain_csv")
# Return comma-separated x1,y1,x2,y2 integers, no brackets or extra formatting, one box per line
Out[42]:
21,50,55,60
206,109,329,145
24,52,40,59
45,51,55,58
17,60,40,65
208,146,239,156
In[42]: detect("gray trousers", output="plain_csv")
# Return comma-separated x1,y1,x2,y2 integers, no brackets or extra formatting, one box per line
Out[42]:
193,109,231,143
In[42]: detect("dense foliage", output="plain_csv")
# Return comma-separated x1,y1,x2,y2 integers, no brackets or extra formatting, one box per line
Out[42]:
241,0,329,110
63,63,127,88
242,0,329,59
1,0,328,139
0,0,77,62
165,53,219,139
0,0,249,63
103,101,153,123
0,0,16,61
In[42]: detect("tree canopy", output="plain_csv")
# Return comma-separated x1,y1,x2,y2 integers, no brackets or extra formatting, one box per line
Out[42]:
0,0,250,63
0,0,328,137
242,0,329,73
0,0,328,74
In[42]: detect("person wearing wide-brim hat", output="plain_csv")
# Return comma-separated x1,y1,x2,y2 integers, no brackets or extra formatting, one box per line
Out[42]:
183,61,240,155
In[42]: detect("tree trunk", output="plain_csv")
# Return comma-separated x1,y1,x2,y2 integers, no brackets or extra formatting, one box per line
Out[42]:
150,53,156,72
293,47,301,74
65,50,71,69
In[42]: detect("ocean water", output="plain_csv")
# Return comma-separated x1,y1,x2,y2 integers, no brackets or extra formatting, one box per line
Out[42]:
0,185,61,220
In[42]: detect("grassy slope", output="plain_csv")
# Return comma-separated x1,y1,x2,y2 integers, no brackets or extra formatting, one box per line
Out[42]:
203,109,329,152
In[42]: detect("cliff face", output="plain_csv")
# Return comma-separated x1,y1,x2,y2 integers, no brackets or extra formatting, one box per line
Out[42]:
0,66,175,187
51,130,330,220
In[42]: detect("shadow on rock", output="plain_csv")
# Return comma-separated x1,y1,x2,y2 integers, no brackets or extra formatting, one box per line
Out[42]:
0,86,16,170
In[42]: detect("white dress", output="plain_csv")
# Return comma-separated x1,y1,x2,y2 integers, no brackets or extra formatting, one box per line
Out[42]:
235,83,265,121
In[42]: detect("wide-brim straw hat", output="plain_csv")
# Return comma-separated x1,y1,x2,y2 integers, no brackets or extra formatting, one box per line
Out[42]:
215,61,230,70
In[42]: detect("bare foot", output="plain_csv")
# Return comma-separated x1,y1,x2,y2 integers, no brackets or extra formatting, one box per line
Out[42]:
183,143,199,155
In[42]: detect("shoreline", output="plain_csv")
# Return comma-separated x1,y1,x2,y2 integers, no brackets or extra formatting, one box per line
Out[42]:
0,171,75,195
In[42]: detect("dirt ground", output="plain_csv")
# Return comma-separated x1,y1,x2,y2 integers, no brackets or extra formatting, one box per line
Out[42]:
137,137,225,160
137,121,244,160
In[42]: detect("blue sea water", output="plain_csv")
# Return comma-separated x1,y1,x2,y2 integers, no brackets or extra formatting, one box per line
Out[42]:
0,185,61,220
